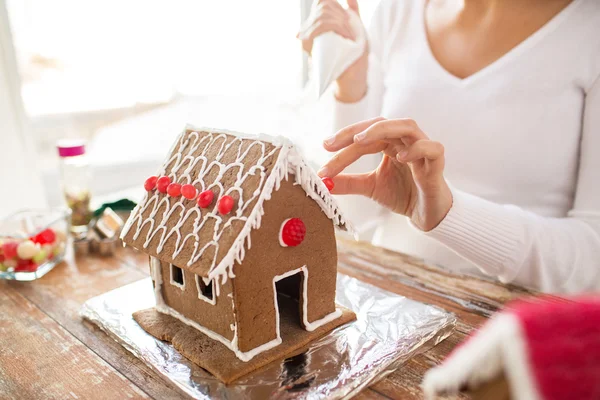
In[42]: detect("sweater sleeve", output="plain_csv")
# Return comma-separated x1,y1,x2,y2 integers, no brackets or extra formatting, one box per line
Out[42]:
422,76,600,293
331,5,386,132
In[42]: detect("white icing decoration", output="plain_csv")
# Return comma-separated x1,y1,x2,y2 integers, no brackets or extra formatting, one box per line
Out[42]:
151,258,341,362
169,264,185,290
150,257,165,308
119,125,356,285
278,218,292,247
195,275,216,305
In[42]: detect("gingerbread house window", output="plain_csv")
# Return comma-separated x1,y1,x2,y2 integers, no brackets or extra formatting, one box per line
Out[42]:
196,275,216,304
170,264,185,289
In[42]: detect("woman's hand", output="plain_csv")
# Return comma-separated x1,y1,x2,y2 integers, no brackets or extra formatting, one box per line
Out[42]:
318,117,453,232
297,0,368,102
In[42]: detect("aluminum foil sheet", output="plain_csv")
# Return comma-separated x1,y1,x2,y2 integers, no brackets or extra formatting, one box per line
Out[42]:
80,275,456,399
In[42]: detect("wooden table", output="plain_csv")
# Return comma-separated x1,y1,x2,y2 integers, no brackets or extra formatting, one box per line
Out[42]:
0,238,534,399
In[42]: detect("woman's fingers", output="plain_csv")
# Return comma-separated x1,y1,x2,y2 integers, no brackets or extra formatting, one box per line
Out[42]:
318,141,386,177
330,173,375,196
397,139,444,162
323,117,385,152
354,118,428,145
396,139,446,179
299,17,354,42
347,0,360,14
298,0,355,52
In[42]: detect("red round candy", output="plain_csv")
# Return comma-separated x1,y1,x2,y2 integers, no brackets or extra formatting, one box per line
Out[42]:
167,183,182,197
156,176,171,193
322,177,334,192
144,176,158,191
2,242,18,259
280,218,306,247
217,195,235,215
181,184,197,200
197,190,214,208
32,228,56,245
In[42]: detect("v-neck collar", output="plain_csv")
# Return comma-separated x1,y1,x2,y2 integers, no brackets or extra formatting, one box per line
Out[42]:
419,0,585,86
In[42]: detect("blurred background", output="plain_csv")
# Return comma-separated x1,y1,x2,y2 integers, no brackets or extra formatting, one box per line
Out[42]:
0,0,380,213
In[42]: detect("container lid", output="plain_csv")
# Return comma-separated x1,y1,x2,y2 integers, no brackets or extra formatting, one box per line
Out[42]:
57,139,86,157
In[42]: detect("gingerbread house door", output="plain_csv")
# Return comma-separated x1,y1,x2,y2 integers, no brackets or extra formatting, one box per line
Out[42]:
273,267,307,331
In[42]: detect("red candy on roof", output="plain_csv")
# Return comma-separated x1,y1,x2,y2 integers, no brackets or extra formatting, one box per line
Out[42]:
167,183,182,197
217,195,234,215
197,190,214,208
156,176,171,193
181,184,197,200
144,176,158,191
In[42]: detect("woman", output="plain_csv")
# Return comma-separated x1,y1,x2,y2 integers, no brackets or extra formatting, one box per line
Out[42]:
298,0,600,293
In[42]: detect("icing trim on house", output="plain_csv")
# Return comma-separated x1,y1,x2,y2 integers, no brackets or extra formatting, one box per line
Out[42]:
195,275,216,305
150,257,341,362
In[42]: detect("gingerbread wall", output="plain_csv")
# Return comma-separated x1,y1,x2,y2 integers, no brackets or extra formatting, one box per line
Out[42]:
155,260,236,341
230,176,338,352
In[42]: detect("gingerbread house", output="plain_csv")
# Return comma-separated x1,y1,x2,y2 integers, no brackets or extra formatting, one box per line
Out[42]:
121,126,356,380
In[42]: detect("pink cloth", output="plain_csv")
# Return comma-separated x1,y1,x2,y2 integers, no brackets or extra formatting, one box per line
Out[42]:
512,297,600,400
423,296,600,399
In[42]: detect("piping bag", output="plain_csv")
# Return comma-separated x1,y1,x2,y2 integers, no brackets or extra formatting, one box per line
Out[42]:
311,10,366,98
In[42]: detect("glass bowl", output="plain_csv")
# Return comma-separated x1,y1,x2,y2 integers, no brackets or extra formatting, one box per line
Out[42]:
0,208,71,281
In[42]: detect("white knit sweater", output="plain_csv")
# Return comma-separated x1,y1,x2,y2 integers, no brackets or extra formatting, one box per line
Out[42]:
327,0,600,293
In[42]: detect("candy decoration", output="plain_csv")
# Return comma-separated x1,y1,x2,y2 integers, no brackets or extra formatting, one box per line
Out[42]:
2,241,18,259
15,259,37,272
279,218,306,247
32,249,47,264
32,228,56,245
322,177,334,192
181,184,198,200
0,263,7,272
217,195,234,215
156,176,171,193
167,183,182,197
144,176,158,191
197,190,215,208
17,240,39,260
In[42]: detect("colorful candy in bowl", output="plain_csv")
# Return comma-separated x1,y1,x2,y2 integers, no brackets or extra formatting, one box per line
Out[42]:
0,208,70,281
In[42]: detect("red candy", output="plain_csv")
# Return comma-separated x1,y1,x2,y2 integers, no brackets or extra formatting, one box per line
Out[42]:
322,177,334,192
217,195,234,215
181,184,197,200
144,176,158,191
197,190,214,208
156,176,171,193
32,228,56,245
2,242,18,259
15,259,37,272
280,218,306,247
167,183,182,197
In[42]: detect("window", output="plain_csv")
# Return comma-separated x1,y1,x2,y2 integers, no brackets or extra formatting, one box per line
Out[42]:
196,275,215,304
3,0,381,207
170,264,185,289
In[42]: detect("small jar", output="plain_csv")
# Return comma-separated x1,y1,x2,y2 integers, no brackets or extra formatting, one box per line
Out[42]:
57,140,93,234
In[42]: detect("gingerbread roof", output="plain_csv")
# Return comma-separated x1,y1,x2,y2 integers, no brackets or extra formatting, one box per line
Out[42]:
121,126,355,283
